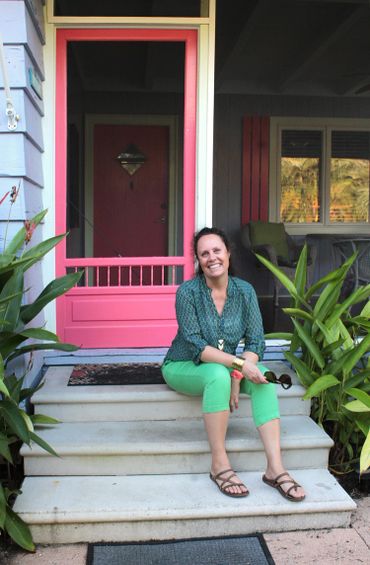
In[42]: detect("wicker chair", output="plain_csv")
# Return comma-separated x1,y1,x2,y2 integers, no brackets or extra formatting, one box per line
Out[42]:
240,221,317,306
332,238,370,291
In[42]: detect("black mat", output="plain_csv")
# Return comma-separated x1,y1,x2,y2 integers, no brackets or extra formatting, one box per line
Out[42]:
68,363,165,386
86,535,275,565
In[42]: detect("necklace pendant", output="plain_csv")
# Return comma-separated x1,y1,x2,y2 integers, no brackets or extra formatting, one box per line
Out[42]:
217,339,225,351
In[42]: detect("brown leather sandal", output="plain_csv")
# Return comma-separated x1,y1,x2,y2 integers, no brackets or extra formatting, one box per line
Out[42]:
210,468,249,498
262,472,305,502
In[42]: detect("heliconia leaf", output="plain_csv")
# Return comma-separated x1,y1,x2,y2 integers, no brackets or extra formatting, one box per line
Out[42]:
29,431,59,458
5,209,47,255
303,374,340,399
346,388,370,410
4,506,35,552
284,351,315,387
291,319,325,369
360,430,370,474
20,271,83,324
19,328,59,342
0,269,24,332
0,400,30,443
19,234,66,272
5,342,80,365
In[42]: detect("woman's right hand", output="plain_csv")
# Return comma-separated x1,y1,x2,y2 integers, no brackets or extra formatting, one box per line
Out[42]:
241,359,269,384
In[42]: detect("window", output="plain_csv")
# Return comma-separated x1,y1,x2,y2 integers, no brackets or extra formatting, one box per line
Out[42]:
270,118,370,234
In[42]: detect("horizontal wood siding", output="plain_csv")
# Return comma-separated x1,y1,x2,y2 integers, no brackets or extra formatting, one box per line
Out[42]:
0,1,45,76
0,0,45,384
0,90,43,149
0,45,44,113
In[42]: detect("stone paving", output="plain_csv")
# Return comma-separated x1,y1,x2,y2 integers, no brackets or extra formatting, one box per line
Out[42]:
1,496,368,565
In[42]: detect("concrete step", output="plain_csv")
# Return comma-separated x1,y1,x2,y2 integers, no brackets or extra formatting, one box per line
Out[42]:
13,469,356,544
33,362,310,422
22,416,332,476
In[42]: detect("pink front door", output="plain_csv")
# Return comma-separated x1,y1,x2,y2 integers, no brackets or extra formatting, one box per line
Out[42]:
93,124,169,259
55,29,197,348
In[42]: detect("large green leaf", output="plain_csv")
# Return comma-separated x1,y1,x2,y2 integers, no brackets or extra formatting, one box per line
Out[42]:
264,332,293,340
4,505,35,552
30,414,59,425
5,342,79,365
19,328,60,342
326,286,370,329
346,388,370,410
0,269,24,332
291,319,325,369
5,209,47,255
344,370,370,390
255,253,310,309
0,400,30,443
29,431,59,457
313,278,343,325
20,271,83,324
303,374,340,399
342,334,370,375
344,399,370,413
19,233,66,272
360,430,370,474
284,351,315,387
0,334,27,362
0,433,12,463
0,253,15,268
282,308,314,323
294,244,308,297
0,484,6,528
360,300,370,318
305,254,355,300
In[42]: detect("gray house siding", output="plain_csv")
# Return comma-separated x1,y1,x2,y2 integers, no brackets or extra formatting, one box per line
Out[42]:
0,0,45,385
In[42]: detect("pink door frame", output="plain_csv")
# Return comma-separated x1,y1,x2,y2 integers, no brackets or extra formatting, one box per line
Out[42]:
55,28,197,348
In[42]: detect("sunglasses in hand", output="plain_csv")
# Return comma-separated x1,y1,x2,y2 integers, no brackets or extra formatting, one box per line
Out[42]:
264,371,292,389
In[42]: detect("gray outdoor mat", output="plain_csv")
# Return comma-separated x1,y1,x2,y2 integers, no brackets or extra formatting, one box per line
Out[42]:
87,535,274,565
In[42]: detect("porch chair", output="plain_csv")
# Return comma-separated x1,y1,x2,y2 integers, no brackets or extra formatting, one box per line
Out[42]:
332,238,370,292
240,221,317,306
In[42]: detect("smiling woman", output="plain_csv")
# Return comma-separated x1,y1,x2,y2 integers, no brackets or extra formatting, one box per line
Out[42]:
161,226,306,501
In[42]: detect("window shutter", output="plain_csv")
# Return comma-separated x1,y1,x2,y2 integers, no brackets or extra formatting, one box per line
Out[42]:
242,116,269,224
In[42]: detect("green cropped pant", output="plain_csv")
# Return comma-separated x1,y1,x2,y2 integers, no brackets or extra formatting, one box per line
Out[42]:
162,360,280,428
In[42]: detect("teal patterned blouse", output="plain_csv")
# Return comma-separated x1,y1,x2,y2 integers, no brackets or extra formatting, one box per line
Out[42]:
165,275,265,364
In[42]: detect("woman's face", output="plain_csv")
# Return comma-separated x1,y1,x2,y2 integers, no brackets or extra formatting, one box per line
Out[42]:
196,234,230,281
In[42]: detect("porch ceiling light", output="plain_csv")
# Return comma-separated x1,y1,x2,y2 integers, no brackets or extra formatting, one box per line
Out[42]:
116,144,147,176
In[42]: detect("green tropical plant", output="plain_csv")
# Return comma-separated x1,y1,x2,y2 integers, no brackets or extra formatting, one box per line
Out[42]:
256,245,370,475
0,200,82,551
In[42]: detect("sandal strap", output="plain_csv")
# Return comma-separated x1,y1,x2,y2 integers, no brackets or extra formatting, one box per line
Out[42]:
212,468,246,492
273,473,301,488
213,468,234,481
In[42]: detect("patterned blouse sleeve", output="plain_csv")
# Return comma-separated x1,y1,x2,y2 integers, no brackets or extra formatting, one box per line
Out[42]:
242,285,265,360
175,284,209,364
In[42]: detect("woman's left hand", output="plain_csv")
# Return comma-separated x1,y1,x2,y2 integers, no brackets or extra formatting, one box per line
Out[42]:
230,378,241,412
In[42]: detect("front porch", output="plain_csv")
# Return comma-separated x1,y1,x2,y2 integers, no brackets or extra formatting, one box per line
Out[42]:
13,346,356,544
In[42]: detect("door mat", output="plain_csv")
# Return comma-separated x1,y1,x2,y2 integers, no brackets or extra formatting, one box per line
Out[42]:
86,535,275,565
67,363,165,386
